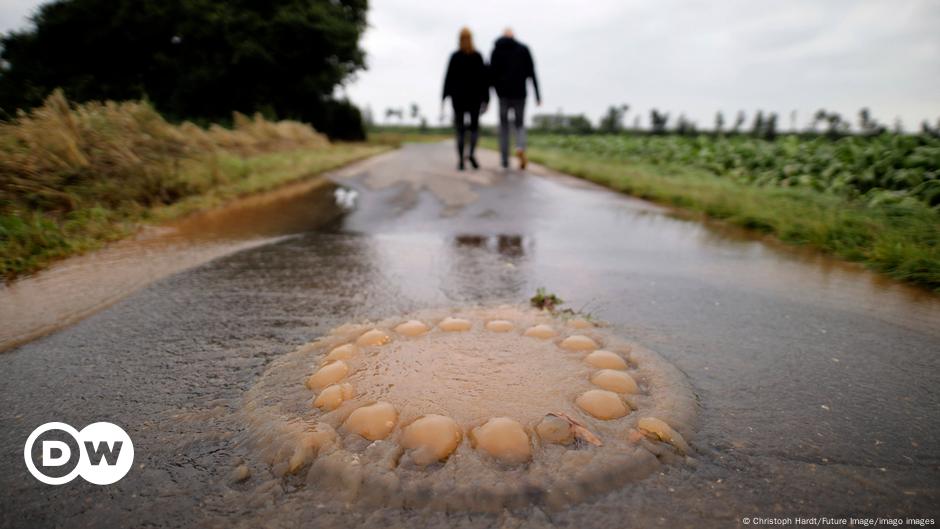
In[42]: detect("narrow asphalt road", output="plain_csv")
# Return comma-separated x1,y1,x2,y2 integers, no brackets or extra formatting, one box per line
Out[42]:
1,142,938,528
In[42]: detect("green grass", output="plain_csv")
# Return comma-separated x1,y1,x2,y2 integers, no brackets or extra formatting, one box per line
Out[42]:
507,139,938,291
366,128,451,147
0,143,388,279
150,143,387,220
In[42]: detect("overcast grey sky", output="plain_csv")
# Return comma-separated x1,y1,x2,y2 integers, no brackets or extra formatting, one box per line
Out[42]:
344,0,940,130
2,0,938,131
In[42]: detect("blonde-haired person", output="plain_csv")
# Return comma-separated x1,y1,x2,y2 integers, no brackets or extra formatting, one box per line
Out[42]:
442,27,490,170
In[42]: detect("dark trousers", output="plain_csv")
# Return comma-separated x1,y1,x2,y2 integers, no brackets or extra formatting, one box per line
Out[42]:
498,98,526,165
453,101,480,160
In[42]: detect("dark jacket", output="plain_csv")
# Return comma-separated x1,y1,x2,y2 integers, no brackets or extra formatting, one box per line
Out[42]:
442,50,490,106
489,36,540,101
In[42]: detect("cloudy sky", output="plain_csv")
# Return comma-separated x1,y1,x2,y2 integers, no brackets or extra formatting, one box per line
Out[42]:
2,0,938,131
343,0,940,130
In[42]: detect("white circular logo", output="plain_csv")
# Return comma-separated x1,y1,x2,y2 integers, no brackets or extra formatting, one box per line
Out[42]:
24,422,134,485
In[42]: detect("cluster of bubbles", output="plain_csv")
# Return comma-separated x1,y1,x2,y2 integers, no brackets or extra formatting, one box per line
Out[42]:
240,306,696,511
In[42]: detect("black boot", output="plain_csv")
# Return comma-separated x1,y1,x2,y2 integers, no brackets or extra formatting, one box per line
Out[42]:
456,131,465,171
468,130,479,169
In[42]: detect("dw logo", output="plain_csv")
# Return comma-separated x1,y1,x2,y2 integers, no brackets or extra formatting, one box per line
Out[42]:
23,422,134,485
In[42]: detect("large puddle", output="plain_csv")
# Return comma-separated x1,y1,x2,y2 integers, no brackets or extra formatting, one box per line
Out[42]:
0,175,350,352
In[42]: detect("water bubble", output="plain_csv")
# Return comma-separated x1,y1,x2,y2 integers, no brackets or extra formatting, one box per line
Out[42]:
568,318,594,329
439,317,472,332
590,369,638,394
326,343,356,361
400,414,462,465
485,320,514,332
471,417,531,464
313,383,355,411
576,389,628,420
637,417,690,455
357,329,391,346
523,324,557,339
344,402,398,441
394,320,429,337
584,350,627,370
560,335,599,351
307,361,349,390
535,414,574,445
231,464,250,483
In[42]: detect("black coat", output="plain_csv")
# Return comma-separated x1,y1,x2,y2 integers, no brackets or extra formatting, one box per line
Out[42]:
489,36,540,101
442,50,490,107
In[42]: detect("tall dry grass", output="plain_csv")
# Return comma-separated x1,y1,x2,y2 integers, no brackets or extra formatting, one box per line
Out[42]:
0,89,329,214
0,89,354,279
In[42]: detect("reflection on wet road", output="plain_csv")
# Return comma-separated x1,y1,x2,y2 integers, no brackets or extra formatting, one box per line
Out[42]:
0,142,938,528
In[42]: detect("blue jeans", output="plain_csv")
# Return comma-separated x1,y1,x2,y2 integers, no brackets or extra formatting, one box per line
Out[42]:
498,98,526,165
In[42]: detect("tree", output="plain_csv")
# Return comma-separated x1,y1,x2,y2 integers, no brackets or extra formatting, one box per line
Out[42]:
858,108,887,136
533,111,593,134
676,114,696,136
385,107,403,123
922,118,940,138
751,111,764,138
812,109,848,138
764,113,778,141
599,104,629,133
825,112,849,138
650,109,669,134
731,111,746,134
811,109,827,133
568,115,594,134
0,0,369,139
715,112,725,134
893,117,904,134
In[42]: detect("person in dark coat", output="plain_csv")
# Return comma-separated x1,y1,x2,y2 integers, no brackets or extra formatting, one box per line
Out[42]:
489,28,541,169
442,27,490,170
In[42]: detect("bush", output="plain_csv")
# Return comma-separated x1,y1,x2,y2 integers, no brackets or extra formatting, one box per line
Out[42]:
306,99,366,141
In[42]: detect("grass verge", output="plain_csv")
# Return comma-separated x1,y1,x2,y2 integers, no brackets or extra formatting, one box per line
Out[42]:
366,129,451,147
0,91,397,280
1,143,388,280
524,145,939,291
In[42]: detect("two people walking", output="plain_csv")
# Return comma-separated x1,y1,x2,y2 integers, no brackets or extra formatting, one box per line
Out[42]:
442,28,540,171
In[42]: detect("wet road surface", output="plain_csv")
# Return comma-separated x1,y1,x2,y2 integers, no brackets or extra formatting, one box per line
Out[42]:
1,142,938,528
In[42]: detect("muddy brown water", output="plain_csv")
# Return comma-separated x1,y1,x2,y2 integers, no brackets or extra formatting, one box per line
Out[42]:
0,174,350,353
241,306,697,512
0,142,938,528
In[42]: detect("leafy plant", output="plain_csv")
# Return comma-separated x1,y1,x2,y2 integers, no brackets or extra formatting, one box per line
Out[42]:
527,132,940,207
530,288,564,311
